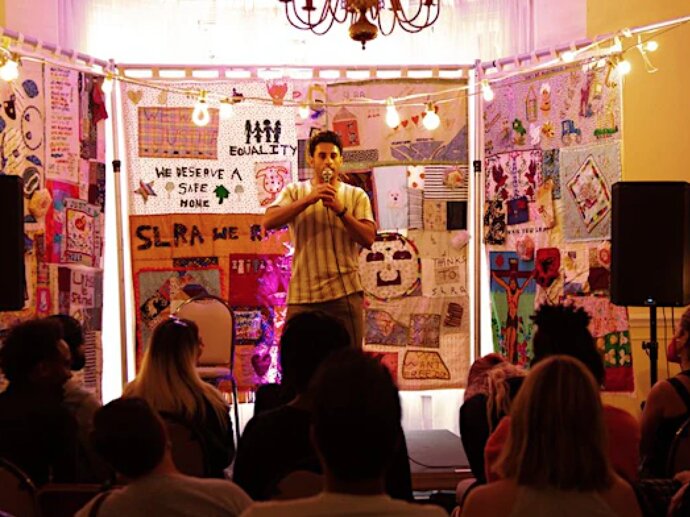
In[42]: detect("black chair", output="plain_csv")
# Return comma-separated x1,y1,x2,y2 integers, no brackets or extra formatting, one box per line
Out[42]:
0,457,40,517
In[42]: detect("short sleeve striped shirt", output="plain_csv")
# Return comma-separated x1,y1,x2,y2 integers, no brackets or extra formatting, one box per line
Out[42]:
268,180,375,304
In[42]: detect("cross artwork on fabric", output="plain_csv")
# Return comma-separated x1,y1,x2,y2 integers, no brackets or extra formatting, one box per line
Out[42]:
490,252,536,365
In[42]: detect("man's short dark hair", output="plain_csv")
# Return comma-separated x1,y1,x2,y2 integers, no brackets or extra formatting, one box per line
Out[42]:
531,303,605,385
310,349,401,482
46,314,84,369
308,130,343,157
0,319,63,384
91,398,166,479
280,311,350,394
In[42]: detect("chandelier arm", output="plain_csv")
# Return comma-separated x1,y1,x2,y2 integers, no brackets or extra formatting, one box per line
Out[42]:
393,0,439,32
375,4,397,37
283,0,332,31
329,0,350,24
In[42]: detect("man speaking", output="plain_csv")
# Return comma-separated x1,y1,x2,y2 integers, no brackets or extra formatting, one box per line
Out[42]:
262,130,376,348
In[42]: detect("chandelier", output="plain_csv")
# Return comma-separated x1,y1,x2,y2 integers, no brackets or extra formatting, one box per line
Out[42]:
279,0,441,49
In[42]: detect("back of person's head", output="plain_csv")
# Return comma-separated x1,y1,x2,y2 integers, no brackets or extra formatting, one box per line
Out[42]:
0,318,69,386
308,130,343,157
46,314,85,371
91,397,166,479
310,348,401,483
464,352,524,401
678,306,690,350
531,303,604,386
280,311,350,394
498,355,612,491
124,317,227,425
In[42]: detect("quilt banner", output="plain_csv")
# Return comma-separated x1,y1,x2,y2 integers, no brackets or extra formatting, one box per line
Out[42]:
326,79,468,168
120,81,298,215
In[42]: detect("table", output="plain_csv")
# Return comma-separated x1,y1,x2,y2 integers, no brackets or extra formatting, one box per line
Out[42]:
406,429,473,491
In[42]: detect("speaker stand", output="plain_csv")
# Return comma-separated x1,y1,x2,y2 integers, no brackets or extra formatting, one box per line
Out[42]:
642,304,659,387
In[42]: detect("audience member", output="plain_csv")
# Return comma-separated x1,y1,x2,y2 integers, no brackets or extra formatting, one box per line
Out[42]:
123,317,234,478
462,355,641,517
0,318,79,484
47,313,108,481
233,311,412,501
76,398,251,517
241,349,446,516
640,306,690,477
484,304,640,483
460,353,526,483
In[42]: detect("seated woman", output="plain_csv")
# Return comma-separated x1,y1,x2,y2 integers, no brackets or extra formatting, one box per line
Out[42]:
461,355,641,517
460,353,526,483
124,317,234,478
484,304,640,484
641,306,690,477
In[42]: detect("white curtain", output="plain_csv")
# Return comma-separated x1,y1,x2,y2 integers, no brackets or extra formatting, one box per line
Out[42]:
58,0,533,66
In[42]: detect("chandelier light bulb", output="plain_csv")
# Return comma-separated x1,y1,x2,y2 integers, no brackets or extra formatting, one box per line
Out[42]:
100,75,113,95
422,103,440,131
192,95,211,127
385,98,400,128
481,80,494,102
219,98,234,120
0,56,19,82
298,102,310,120
645,40,658,52
616,58,632,75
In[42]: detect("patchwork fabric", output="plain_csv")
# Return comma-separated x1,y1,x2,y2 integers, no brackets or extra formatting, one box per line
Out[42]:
423,200,446,230
542,148,561,199
407,188,423,229
229,254,291,307
373,166,409,231
485,149,543,202
560,141,621,241
423,165,469,200
45,65,80,183
484,200,507,245
358,232,421,301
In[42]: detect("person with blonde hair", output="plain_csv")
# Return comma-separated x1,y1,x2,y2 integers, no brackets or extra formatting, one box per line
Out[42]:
461,355,641,517
124,317,234,477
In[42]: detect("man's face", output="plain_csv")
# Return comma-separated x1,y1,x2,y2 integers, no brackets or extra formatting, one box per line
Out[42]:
35,339,73,389
308,142,343,183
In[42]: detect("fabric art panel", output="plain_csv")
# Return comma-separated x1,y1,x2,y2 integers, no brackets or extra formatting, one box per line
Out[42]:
121,81,297,215
372,166,409,231
423,200,446,230
358,232,421,301
407,188,423,229
560,141,621,241
485,149,542,203
228,253,291,307
422,165,469,200
326,79,468,167
489,251,536,366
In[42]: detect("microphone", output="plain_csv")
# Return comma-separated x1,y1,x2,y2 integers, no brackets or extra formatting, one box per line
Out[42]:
322,167,333,184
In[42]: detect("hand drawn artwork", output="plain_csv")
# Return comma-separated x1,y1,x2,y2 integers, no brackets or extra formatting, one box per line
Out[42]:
327,79,468,168
568,295,633,392
485,150,542,203
134,268,222,360
421,253,468,298
561,142,620,241
359,232,421,301
365,309,408,346
483,64,622,155
255,161,291,207
402,350,451,381
0,60,46,227
120,81,297,215
63,198,102,267
489,252,536,365
372,166,408,231
50,265,103,328
44,65,80,183
228,254,291,307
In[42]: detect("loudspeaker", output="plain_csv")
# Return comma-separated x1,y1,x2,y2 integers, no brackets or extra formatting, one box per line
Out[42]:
0,175,25,311
611,181,690,307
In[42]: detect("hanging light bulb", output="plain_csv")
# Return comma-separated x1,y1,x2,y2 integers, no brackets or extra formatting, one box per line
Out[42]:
219,98,234,120
298,102,310,120
481,80,494,102
385,97,401,128
645,40,658,52
616,58,631,75
192,91,211,127
422,103,440,131
560,51,576,63
0,53,20,82
100,73,113,95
